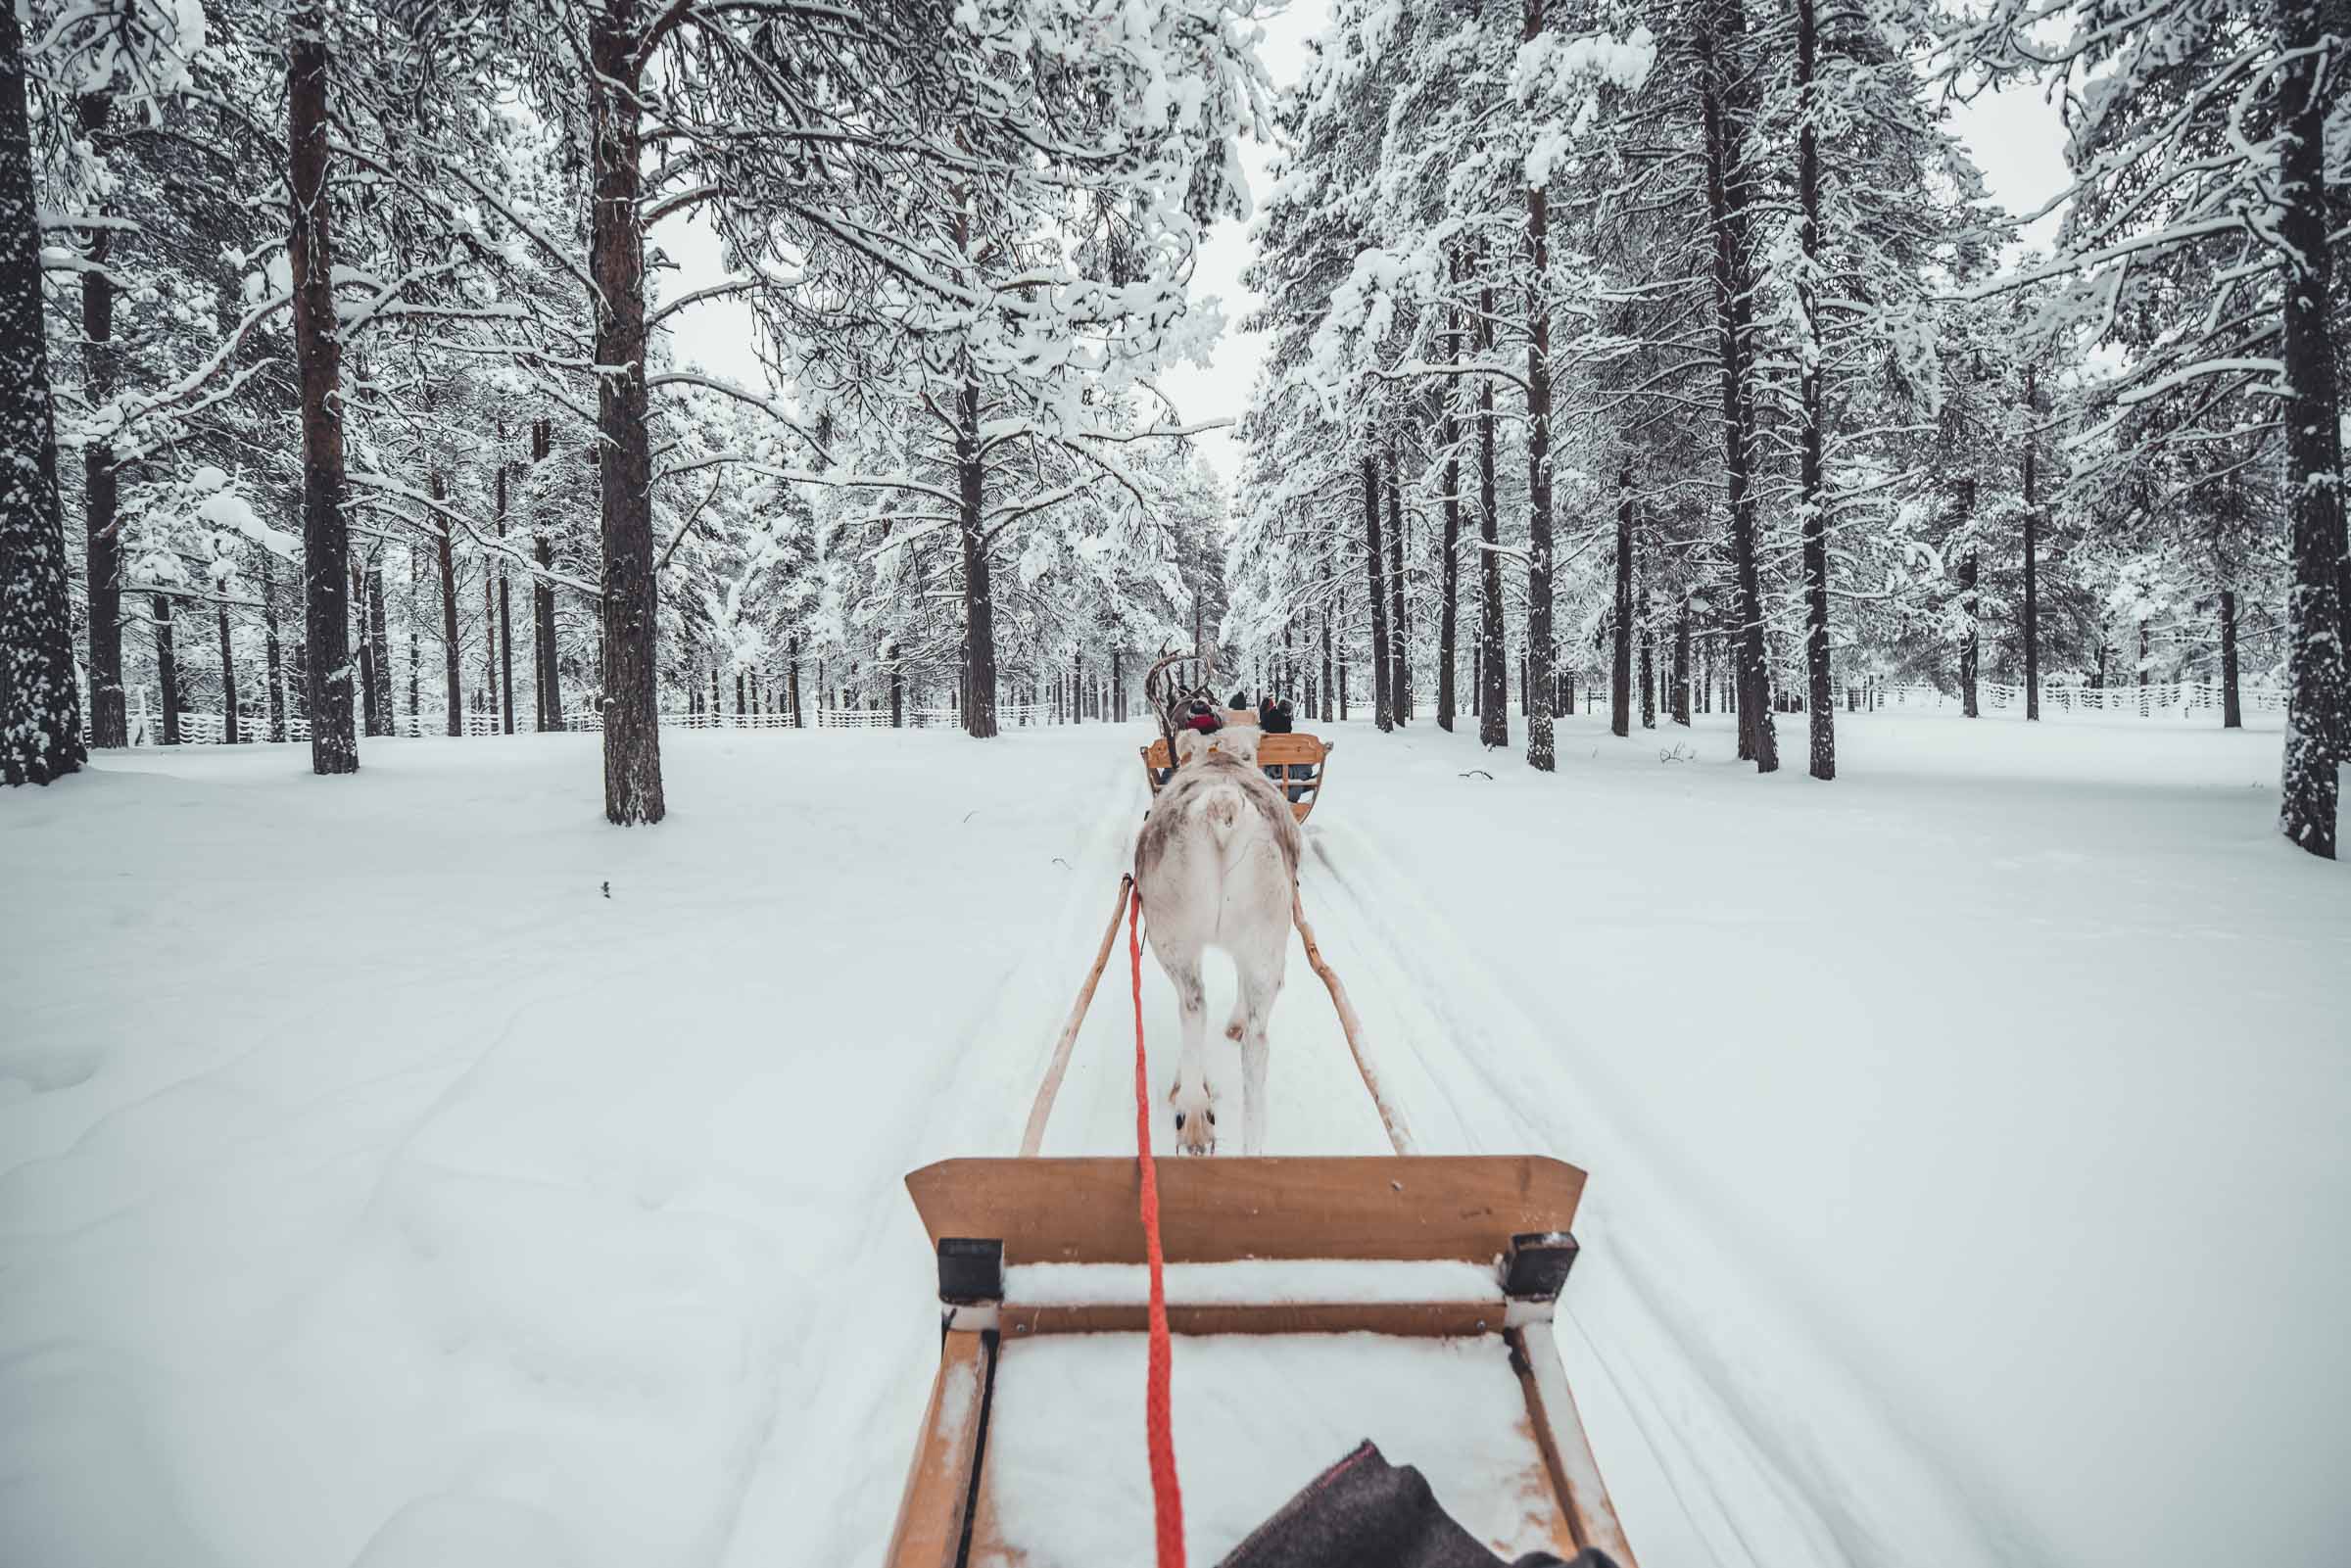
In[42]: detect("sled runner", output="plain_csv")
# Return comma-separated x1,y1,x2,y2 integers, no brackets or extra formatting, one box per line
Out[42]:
883,1154,1634,1568
1139,731,1334,825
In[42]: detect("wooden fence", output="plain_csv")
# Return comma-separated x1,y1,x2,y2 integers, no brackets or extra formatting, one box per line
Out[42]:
1858,680,2284,719
104,699,1060,745
101,681,2283,747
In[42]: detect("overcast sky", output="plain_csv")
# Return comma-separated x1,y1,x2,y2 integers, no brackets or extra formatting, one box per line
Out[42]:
657,6,2072,490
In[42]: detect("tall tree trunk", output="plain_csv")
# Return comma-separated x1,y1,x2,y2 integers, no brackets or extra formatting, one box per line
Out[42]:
405,546,419,731
435,473,461,736
217,607,240,744
1700,0,1776,772
1611,468,1633,738
0,17,83,783
1673,594,1692,726
1721,605,1741,719
364,564,388,737
533,534,561,731
74,90,126,749
353,562,379,736
590,4,663,817
482,568,499,728
2021,363,2039,722
1363,452,1393,731
789,632,802,728
2276,0,2344,859
368,560,392,735
530,419,559,731
1385,443,1410,722
957,379,998,738
153,594,180,744
1796,0,1835,780
1959,477,1980,719
1522,0,1557,773
497,462,515,732
2220,588,2241,730
263,553,286,740
289,0,356,774
1476,261,1508,748
1320,613,1334,724
1640,615,1655,730
1439,275,1462,732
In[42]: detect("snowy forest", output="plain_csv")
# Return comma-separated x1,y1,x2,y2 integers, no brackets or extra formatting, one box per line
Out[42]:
0,0,1262,824
1226,0,2347,855
0,0,2344,855
1,3,2347,1568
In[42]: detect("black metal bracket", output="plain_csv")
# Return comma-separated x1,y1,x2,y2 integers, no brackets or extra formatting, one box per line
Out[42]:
1502,1230,1579,1301
937,1237,1005,1305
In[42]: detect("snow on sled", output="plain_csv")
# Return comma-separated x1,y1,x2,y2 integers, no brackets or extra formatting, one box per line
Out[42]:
1140,731,1334,826
883,1154,1634,1568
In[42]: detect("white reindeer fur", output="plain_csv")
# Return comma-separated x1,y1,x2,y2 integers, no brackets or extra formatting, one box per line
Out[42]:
1132,727,1302,1155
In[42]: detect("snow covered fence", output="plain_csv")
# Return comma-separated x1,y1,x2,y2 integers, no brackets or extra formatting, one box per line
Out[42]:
1864,679,2283,719
576,701,1056,733
109,700,1064,744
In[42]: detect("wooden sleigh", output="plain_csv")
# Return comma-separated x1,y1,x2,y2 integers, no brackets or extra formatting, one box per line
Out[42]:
1140,731,1335,825
884,1152,1636,1568
884,878,1636,1568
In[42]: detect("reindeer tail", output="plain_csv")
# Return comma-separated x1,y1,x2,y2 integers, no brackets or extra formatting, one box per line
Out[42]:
1196,783,1246,846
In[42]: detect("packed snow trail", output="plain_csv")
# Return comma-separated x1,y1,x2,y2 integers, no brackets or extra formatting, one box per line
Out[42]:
1001,710,2350,1568
3,712,2342,1568
0,733,1162,1568
1241,711,2348,1568
1027,754,1392,1160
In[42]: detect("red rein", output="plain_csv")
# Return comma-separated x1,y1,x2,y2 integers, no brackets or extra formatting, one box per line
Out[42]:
1128,890,1186,1567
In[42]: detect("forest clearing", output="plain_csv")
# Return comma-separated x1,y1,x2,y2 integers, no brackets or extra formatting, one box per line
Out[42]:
1,0,2345,1563
4,711,2344,1567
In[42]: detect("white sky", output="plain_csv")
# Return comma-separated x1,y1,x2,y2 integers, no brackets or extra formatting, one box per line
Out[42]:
659,6,2071,490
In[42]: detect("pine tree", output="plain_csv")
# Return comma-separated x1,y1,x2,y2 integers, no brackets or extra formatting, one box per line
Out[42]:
0,1,81,785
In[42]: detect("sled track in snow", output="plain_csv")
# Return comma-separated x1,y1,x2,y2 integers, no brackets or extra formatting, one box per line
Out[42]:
1013,746,1963,1568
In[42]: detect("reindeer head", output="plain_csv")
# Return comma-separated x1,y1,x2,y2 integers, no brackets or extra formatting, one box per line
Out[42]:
1144,646,1219,749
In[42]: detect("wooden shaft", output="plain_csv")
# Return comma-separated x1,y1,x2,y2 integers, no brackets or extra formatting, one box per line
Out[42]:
1018,874,1135,1158
1292,890,1415,1156
1511,1321,1638,1568
883,1330,993,1568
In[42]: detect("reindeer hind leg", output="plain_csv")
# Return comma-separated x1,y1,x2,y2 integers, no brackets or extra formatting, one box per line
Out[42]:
1233,949,1280,1157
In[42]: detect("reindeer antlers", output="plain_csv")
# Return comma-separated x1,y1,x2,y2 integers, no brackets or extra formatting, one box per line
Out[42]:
1144,646,1215,748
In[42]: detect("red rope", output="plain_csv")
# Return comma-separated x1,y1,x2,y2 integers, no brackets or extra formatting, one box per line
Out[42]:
1128,890,1187,1568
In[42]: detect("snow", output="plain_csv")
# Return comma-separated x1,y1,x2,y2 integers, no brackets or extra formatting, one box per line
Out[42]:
2,709,2344,1568
1005,1259,1503,1306
983,1333,1560,1566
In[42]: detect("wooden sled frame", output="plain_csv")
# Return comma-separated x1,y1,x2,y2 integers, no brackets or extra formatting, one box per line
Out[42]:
1140,732,1336,825
884,1155,1636,1568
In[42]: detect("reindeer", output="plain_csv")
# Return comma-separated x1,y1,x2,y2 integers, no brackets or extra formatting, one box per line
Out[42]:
1133,723,1302,1155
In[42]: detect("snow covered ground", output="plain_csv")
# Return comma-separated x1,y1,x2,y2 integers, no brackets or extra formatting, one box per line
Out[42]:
2,709,2343,1568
